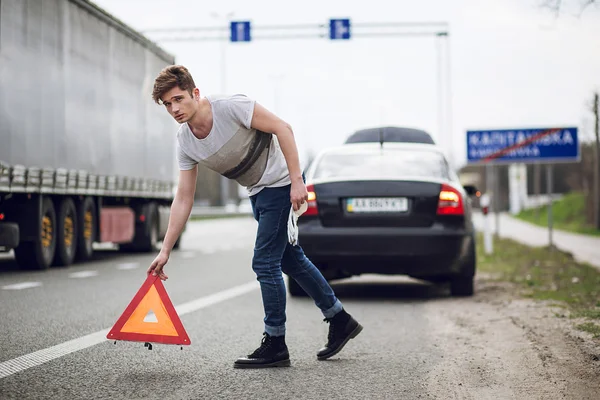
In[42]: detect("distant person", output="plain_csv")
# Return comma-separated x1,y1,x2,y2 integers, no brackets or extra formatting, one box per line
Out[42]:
147,65,362,368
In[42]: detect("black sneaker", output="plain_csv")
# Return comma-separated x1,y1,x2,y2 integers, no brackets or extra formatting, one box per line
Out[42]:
234,333,291,369
317,309,363,360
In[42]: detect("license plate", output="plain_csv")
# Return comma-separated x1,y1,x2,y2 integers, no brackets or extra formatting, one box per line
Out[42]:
346,197,408,213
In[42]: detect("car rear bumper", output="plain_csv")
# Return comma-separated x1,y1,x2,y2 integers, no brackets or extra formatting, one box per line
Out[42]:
0,222,20,249
298,220,473,278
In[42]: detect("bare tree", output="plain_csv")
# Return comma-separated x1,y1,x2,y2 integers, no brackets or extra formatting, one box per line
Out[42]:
543,0,599,15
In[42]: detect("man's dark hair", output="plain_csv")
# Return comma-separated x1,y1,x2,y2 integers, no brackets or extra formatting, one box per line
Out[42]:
152,65,196,104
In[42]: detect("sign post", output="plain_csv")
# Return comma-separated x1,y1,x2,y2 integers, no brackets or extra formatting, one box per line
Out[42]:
466,127,580,250
547,164,554,248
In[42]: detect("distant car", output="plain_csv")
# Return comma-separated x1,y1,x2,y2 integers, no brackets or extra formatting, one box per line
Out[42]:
294,142,477,297
344,126,436,145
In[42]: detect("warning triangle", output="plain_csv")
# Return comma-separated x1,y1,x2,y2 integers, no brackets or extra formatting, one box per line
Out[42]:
107,274,191,345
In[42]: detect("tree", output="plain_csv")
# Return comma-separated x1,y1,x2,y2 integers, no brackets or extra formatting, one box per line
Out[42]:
543,0,599,15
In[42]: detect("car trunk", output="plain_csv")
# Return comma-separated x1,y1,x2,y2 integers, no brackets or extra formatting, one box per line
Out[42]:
313,180,442,228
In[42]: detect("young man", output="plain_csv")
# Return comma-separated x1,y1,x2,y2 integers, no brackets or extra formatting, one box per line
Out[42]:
147,65,362,368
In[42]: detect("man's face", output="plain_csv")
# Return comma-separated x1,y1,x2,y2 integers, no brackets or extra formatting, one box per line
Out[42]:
161,86,198,123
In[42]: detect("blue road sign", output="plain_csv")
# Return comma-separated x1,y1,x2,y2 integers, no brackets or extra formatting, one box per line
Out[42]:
329,19,351,40
230,21,251,42
466,127,579,164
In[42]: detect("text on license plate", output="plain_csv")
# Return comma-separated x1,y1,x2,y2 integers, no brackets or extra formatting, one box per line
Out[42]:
346,197,408,213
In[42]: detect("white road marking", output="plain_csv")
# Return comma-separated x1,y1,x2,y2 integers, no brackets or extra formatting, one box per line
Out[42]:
1,282,43,290
0,280,259,379
68,271,98,279
116,262,139,270
179,252,196,259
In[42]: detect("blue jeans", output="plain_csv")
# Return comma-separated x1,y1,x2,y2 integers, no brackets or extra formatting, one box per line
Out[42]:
250,183,343,337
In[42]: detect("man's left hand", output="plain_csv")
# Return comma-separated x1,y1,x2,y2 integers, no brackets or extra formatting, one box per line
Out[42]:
290,178,308,211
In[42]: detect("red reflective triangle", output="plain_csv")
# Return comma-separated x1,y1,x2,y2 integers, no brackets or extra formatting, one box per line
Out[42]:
107,274,191,345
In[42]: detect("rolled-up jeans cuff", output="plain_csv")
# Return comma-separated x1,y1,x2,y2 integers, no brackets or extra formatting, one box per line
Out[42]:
265,324,286,337
322,299,343,319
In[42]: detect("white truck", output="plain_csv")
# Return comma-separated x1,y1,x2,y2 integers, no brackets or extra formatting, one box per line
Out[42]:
0,0,181,269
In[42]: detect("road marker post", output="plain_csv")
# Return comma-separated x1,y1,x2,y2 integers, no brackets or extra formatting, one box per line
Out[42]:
480,193,493,255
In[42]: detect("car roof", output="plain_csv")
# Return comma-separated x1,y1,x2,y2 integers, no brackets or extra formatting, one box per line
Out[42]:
344,126,436,145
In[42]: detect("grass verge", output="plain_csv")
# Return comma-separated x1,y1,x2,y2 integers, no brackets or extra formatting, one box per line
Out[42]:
477,233,600,338
515,192,600,236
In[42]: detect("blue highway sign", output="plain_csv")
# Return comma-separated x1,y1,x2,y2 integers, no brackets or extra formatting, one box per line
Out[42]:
230,21,251,42
466,127,579,164
329,19,351,40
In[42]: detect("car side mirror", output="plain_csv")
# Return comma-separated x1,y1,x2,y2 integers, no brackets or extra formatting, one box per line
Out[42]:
463,185,477,196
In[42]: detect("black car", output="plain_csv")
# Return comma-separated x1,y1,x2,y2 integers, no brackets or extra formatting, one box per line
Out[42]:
294,142,477,297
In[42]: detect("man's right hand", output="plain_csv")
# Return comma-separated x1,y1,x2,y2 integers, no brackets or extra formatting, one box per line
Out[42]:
147,251,169,281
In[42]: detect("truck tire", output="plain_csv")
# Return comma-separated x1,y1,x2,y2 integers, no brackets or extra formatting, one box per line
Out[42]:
121,202,159,253
14,196,56,270
54,197,78,267
137,202,159,253
76,197,96,261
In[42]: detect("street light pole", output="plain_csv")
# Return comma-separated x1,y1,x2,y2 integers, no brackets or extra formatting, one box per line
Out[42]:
435,31,453,171
444,33,454,170
436,34,444,159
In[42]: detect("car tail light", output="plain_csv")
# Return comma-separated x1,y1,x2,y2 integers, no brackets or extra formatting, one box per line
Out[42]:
437,184,464,215
0,213,4,221
304,184,318,216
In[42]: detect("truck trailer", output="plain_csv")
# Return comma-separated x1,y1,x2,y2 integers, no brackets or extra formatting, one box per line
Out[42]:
0,0,181,270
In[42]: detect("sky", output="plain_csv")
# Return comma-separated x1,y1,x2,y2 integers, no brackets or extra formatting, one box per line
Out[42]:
92,0,600,170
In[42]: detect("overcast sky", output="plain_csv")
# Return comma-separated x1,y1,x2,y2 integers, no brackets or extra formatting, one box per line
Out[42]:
92,0,600,169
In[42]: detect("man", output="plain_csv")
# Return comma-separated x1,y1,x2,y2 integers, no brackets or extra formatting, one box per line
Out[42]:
147,65,362,368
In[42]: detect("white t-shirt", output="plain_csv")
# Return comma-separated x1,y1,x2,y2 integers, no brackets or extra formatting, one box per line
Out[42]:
176,94,290,196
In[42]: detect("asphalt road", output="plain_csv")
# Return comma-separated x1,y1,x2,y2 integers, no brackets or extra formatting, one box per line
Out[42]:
0,217,598,400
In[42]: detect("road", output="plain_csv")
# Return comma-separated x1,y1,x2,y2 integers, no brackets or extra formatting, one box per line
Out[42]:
0,217,598,399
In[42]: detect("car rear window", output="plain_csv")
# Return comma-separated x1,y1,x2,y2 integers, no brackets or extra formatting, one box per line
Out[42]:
313,149,450,180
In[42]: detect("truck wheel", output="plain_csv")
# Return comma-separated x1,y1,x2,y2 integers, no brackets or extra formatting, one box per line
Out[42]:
122,202,159,253
76,197,96,261
14,196,56,270
137,202,159,253
53,197,78,267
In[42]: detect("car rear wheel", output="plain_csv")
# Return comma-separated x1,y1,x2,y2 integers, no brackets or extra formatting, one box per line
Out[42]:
451,236,476,297
450,276,474,296
287,277,309,297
